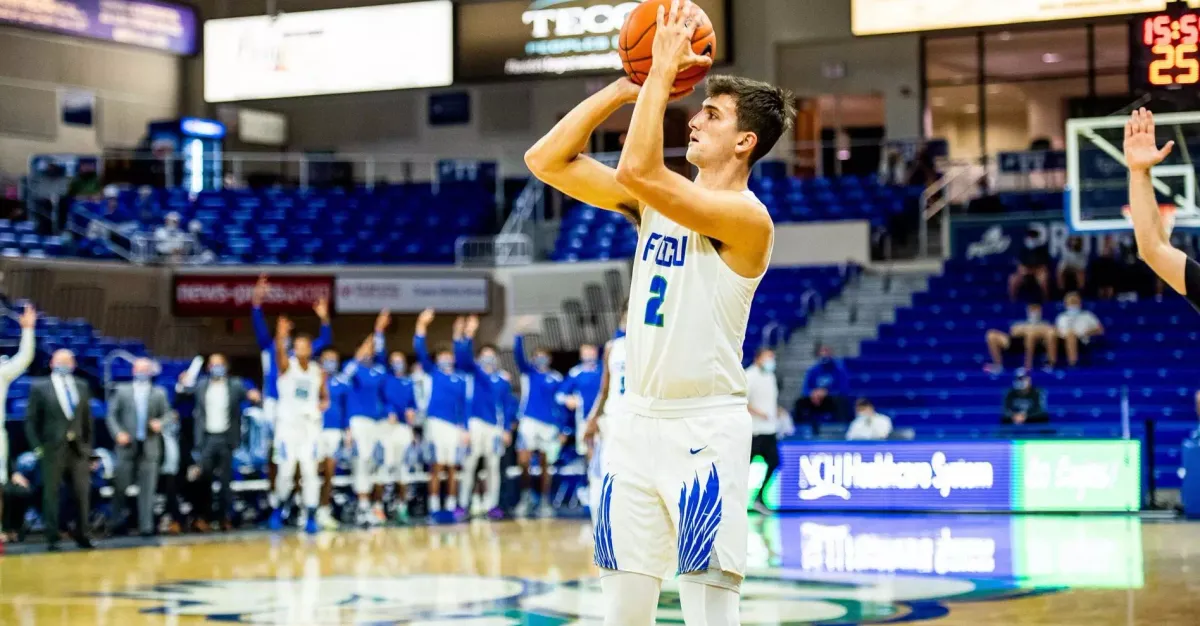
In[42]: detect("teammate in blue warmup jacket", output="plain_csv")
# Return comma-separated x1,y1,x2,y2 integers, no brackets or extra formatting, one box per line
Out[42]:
413,309,468,518
455,315,516,519
382,346,417,523
513,322,566,518
249,275,332,503
344,312,391,527
314,347,350,530
556,342,604,457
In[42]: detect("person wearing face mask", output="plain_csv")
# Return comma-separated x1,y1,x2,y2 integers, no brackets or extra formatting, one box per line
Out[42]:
1057,236,1088,293
802,345,851,421
25,349,95,550
314,348,351,530
1002,369,1049,426
176,353,260,532
581,310,627,528
344,313,390,528
413,308,468,521
1051,292,1104,368
106,358,174,536
985,302,1056,373
846,398,893,441
513,317,567,518
557,342,603,459
381,348,417,524
745,348,783,514
456,315,517,519
1009,227,1051,302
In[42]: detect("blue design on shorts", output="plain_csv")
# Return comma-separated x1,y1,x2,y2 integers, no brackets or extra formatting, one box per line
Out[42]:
593,473,618,571
677,463,721,575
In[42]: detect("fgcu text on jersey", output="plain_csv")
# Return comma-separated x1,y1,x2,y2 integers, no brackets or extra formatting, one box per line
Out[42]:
643,233,687,267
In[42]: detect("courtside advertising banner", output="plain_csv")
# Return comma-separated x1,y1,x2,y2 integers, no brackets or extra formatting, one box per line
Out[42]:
335,277,489,314
173,275,333,316
777,439,1140,512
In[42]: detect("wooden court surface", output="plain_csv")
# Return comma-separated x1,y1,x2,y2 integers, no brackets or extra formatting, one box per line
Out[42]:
0,514,1196,625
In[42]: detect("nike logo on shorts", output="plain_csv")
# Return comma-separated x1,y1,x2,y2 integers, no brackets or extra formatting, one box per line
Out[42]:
689,446,707,455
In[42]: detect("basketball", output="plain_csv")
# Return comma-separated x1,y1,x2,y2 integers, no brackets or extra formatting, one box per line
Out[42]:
619,0,716,96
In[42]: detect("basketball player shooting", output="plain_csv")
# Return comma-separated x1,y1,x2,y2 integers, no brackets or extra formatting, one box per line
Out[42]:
1123,108,1200,311
525,0,794,622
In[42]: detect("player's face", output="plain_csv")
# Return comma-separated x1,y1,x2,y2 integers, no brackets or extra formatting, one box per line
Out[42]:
579,345,598,363
294,337,312,360
436,350,455,373
321,349,339,374
686,95,751,169
479,347,498,371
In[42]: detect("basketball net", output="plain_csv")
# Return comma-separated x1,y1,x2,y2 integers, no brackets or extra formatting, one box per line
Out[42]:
1121,203,1176,239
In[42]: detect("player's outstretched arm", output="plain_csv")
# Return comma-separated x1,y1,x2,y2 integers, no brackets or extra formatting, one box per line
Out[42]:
615,2,770,278
525,79,642,217
1124,108,1193,297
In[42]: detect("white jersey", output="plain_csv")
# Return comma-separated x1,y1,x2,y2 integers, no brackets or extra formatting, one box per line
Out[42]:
276,357,323,423
625,193,768,416
603,335,627,416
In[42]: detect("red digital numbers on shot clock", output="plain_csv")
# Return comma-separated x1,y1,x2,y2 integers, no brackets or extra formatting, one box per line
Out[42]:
1134,11,1200,88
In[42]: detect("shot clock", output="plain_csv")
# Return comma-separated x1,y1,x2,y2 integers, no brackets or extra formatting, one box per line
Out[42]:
1131,4,1200,91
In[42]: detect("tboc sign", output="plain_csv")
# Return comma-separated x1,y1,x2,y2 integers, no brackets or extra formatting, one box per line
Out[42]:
522,2,639,38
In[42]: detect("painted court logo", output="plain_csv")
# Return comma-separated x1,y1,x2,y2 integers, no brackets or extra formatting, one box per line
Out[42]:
89,571,1054,624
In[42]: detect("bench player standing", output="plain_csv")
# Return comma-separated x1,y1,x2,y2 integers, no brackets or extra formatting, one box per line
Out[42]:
581,309,627,528
524,2,793,622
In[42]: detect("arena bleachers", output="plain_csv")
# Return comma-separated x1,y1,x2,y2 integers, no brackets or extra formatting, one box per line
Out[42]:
847,257,1194,487
72,182,496,265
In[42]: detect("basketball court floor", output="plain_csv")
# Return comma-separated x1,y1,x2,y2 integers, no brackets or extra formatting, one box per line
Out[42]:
0,513,1194,625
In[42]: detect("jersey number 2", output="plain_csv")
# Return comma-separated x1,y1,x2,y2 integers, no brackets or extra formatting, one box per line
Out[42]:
644,275,667,327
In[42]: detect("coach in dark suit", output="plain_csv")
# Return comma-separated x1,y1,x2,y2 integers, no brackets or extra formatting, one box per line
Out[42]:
24,349,95,550
107,357,174,536
176,353,260,530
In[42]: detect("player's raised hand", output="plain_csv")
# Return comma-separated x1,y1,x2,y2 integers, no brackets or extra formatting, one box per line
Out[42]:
465,315,480,338
652,1,713,75
275,315,293,339
375,309,391,332
515,315,540,334
252,274,269,308
1124,107,1174,173
313,297,329,322
452,316,465,339
18,304,36,330
417,308,435,327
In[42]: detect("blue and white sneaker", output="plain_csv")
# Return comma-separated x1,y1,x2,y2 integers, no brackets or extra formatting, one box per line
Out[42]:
268,508,285,531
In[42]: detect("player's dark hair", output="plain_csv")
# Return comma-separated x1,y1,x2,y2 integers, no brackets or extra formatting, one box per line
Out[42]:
321,348,338,358
294,333,312,343
706,75,797,165
389,350,406,361
754,347,774,360
435,342,454,356
480,343,498,354
855,397,873,410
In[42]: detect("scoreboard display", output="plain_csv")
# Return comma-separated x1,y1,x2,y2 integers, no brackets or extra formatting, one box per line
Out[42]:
1131,5,1200,91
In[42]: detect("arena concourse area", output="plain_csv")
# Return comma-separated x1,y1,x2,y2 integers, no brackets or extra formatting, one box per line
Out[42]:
1,1,1199,625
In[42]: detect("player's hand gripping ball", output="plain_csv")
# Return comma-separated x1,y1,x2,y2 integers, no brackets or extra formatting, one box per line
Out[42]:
619,0,715,97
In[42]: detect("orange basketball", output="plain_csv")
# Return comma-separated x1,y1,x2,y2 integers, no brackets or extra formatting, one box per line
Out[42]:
619,0,715,96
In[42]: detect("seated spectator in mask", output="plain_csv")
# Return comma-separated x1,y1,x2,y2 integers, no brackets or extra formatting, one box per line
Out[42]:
1057,236,1088,293
1052,292,1104,368
986,302,1055,373
846,398,893,440
1002,369,1049,425
1009,228,1051,302
802,345,850,418
154,212,188,261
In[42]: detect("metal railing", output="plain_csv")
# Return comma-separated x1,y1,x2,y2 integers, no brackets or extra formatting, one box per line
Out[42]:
917,161,989,259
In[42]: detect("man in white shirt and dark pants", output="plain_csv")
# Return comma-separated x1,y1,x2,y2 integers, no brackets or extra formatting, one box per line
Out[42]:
0,306,37,549
745,348,783,514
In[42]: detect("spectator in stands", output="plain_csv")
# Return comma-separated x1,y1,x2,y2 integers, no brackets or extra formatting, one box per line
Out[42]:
846,398,893,440
1057,236,1088,293
1090,235,1122,300
793,385,839,426
1002,369,1049,425
1051,292,1105,368
0,305,36,549
745,348,783,514
133,186,158,222
154,212,188,262
985,302,1055,373
1009,228,1051,301
802,345,850,419
107,358,174,537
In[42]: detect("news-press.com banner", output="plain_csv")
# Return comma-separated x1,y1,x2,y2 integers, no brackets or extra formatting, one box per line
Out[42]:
173,275,334,316
335,277,489,314
778,440,1140,513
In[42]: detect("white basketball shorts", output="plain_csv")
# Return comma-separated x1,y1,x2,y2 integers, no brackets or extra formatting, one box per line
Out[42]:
425,417,466,465
468,418,505,458
593,405,752,582
273,416,321,465
517,418,561,464
380,421,416,483
317,428,344,461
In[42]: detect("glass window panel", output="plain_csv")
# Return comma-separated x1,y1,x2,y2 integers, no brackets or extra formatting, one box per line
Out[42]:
984,28,1088,80
926,36,978,84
